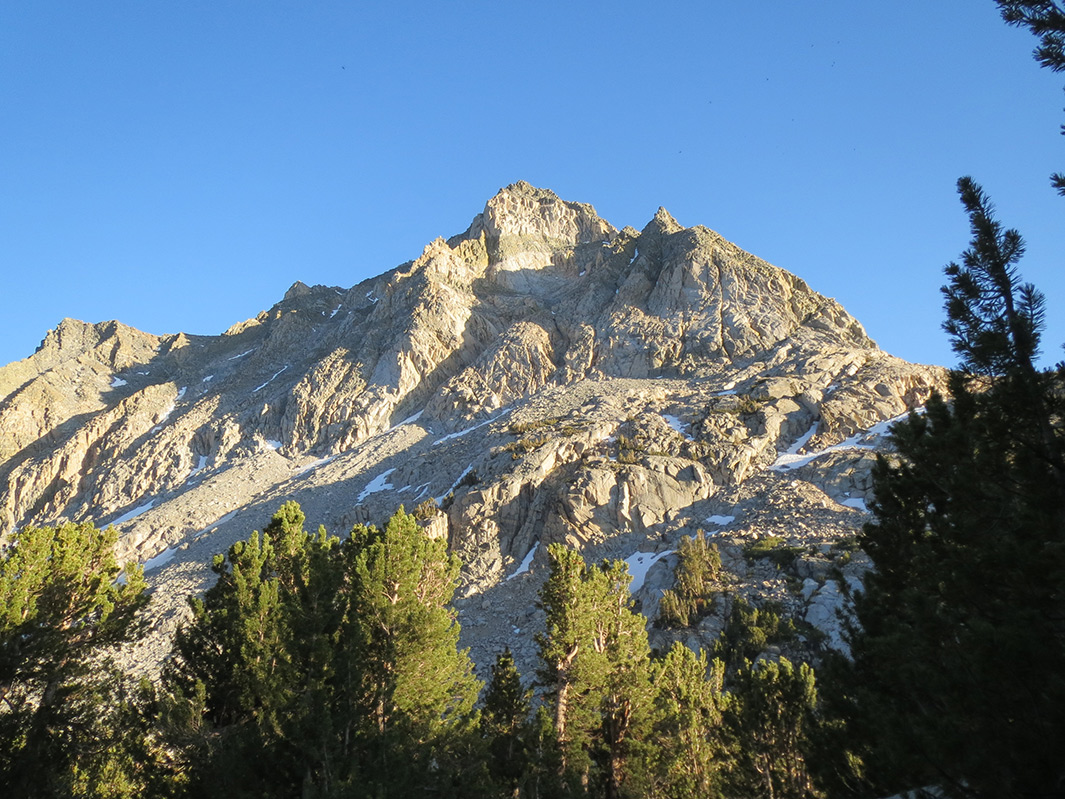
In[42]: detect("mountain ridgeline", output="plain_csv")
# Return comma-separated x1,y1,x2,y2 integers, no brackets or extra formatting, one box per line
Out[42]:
0,181,944,672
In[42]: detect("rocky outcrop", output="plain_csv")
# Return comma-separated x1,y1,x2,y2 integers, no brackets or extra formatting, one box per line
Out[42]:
0,181,949,675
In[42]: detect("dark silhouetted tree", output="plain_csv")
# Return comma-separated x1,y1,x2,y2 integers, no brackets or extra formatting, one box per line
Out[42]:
842,179,1065,797
997,1,1065,193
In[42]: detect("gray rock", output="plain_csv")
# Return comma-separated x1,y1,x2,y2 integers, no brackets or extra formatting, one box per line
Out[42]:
800,577,820,601
0,182,947,675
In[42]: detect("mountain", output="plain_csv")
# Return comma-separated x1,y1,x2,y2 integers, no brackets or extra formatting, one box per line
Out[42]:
0,181,945,672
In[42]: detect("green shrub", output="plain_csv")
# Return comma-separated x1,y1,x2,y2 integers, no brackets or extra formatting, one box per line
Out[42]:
413,498,438,520
736,394,762,415
502,433,552,458
508,418,558,435
713,598,797,676
658,531,722,628
743,536,803,568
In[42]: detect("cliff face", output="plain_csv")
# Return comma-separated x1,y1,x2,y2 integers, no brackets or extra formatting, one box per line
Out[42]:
0,181,946,671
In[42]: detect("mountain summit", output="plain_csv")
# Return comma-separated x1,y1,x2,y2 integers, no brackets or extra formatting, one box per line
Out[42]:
0,183,944,671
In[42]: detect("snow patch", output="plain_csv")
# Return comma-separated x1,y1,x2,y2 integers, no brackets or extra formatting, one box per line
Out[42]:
252,366,288,393
144,547,176,572
841,497,868,512
433,409,510,445
151,386,186,431
771,411,911,471
214,510,238,527
436,464,475,504
784,422,819,457
624,551,673,593
705,515,735,526
507,542,539,580
228,348,255,361
329,305,342,318
189,455,209,478
110,376,127,388
192,510,239,540
264,439,283,451
296,455,336,475
112,500,155,525
357,468,396,502
154,400,177,429
366,290,379,304
392,410,424,429
715,381,738,397
202,375,214,383
661,414,694,441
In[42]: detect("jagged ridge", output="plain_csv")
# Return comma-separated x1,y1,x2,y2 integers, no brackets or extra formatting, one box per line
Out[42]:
0,182,946,675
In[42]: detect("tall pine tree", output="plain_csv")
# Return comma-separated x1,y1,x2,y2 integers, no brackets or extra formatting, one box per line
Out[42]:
723,658,822,799
0,521,149,797
536,544,654,799
481,648,533,798
843,179,1065,797
644,642,727,799
163,502,342,797
342,507,482,797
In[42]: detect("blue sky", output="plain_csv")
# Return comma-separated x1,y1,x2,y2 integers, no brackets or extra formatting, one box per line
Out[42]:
2,1,1063,370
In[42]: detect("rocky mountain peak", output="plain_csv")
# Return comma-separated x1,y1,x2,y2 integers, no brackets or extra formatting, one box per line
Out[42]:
642,206,683,237
0,184,949,679
283,281,312,301
472,181,617,248
28,317,161,373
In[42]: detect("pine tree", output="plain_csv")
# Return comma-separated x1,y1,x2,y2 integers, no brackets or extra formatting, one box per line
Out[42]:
164,503,482,798
723,657,822,799
658,532,721,628
0,521,149,796
644,643,727,799
842,179,1065,797
482,648,533,798
535,543,653,799
341,507,481,797
712,598,795,679
164,504,338,797
996,1,1065,194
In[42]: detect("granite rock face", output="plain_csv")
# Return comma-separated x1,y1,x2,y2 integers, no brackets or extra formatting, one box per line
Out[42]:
0,182,947,674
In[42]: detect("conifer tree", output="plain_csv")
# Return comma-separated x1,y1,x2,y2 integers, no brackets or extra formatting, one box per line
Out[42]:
165,503,482,798
341,507,481,797
536,544,653,799
0,521,149,796
644,643,727,799
712,598,794,679
996,1,1065,193
723,658,822,799
482,648,533,798
658,532,721,628
164,503,341,796
842,179,1065,796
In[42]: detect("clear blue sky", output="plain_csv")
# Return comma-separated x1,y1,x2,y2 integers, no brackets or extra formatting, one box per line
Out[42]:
2,1,1063,370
